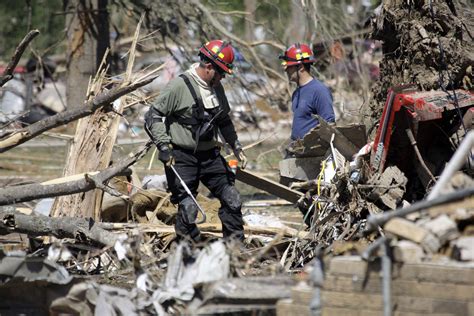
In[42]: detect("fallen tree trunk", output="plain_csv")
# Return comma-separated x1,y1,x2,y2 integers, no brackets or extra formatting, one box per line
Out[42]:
0,77,155,152
0,208,119,247
0,143,151,206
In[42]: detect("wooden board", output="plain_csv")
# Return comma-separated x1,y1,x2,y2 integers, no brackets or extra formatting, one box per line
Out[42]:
236,168,304,204
279,157,322,181
316,116,359,159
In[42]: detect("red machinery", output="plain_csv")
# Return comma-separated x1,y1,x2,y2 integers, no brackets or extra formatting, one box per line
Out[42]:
370,85,474,195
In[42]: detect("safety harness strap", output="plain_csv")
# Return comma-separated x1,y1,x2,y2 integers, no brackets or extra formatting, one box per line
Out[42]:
179,74,204,125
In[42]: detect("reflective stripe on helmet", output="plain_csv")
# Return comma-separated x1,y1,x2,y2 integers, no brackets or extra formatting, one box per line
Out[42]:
279,43,315,66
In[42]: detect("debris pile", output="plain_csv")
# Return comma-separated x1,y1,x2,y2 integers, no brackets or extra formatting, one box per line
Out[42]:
274,102,473,275
277,117,402,252
0,1,473,315
364,0,474,131
277,254,474,315
274,156,473,315
0,230,296,314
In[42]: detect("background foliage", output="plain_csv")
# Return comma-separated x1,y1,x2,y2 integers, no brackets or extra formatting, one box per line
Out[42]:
0,0,65,58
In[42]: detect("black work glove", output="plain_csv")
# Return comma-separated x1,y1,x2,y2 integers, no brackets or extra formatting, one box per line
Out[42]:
158,144,174,167
232,140,248,169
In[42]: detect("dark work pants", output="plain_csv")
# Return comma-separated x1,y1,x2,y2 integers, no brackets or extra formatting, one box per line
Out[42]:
164,146,244,241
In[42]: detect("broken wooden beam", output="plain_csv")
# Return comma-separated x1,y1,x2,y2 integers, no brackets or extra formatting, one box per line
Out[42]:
235,168,304,204
279,157,323,181
100,222,309,239
315,116,359,159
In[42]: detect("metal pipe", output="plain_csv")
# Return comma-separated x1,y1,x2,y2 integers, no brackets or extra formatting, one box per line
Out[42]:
379,90,396,144
381,241,392,316
361,235,386,260
309,256,324,316
170,165,207,224
428,131,474,200
361,237,392,316
365,186,474,232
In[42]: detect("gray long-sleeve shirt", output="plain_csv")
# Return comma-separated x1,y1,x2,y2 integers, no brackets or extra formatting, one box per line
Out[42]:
146,70,238,151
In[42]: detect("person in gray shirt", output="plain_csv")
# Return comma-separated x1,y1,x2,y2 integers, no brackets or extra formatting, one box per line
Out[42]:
145,40,247,242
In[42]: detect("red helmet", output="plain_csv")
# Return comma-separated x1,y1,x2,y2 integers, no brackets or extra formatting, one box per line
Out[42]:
199,40,235,74
279,43,315,67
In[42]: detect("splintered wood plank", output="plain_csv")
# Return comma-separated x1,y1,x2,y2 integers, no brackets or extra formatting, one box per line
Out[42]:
337,124,367,148
316,116,359,159
235,168,304,203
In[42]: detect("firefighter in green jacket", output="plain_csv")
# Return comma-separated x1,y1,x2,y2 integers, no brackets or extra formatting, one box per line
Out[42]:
145,40,247,242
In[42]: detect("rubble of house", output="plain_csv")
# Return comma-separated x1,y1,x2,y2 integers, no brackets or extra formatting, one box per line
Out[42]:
0,2,473,315
276,180,474,315
278,255,474,315
0,70,473,314
0,111,473,315
0,164,473,315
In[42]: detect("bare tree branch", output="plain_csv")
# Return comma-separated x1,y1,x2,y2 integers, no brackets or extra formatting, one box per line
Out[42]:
0,142,151,206
0,77,156,153
210,10,250,16
0,30,40,87
189,0,286,82
248,40,286,50
0,208,119,247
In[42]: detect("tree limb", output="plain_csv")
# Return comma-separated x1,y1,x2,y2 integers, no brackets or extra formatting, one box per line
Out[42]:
0,208,119,247
248,40,286,50
85,173,129,199
0,77,155,153
100,222,309,239
0,30,40,87
0,142,151,205
189,0,286,82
